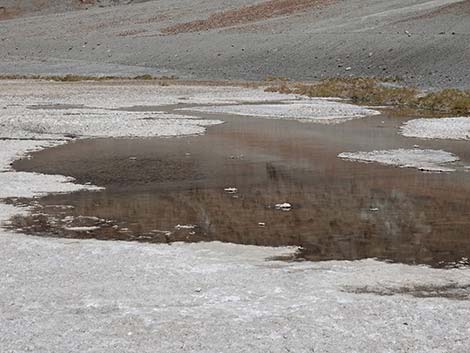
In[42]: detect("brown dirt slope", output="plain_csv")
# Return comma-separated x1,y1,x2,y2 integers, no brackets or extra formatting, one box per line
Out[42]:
162,0,334,34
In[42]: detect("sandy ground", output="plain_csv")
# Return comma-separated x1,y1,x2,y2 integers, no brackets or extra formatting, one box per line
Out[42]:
0,0,469,88
1,81,470,352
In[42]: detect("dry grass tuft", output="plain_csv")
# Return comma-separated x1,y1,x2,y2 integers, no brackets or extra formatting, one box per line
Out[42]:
264,75,290,82
54,74,112,82
0,74,179,82
417,89,470,114
271,77,418,105
133,74,154,80
0,74,120,82
266,78,470,115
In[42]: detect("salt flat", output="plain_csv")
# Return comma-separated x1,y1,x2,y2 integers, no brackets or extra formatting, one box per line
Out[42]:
401,117,470,141
1,81,470,353
338,148,460,172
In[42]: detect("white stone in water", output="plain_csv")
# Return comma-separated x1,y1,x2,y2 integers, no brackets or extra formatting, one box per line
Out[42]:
175,224,197,230
224,187,238,194
275,203,292,211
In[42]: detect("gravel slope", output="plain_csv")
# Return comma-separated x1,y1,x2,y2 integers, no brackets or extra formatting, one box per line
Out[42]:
0,0,469,88
0,0,153,19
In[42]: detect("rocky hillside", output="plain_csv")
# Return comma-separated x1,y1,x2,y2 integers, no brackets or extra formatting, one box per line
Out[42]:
0,0,469,88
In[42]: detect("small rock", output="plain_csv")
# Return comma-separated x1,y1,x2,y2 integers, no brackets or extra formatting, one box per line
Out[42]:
175,224,196,230
275,203,292,211
224,187,238,194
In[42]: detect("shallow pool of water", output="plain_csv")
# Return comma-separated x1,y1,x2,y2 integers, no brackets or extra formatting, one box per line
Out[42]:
11,105,470,267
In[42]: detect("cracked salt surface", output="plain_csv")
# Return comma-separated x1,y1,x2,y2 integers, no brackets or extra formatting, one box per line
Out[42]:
0,140,62,172
338,148,460,172
1,82,470,352
401,117,470,140
0,171,103,199
0,140,102,199
0,83,230,224
2,80,299,108
63,226,101,232
180,100,380,124
1,107,223,139
0,83,227,209
1,233,470,352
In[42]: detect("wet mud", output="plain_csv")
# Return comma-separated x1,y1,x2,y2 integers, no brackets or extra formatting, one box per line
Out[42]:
10,105,470,268
344,283,470,300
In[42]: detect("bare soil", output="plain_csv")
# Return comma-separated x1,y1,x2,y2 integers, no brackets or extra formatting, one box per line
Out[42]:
162,0,333,34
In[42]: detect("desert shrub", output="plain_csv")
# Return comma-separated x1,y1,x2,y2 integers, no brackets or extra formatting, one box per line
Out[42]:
417,89,470,114
289,78,418,106
133,74,154,80
266,78,470,115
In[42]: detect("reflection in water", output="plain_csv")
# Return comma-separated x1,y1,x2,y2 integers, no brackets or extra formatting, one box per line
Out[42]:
11,110,470,268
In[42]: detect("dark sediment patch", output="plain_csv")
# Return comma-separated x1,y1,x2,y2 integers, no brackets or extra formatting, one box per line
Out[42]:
345,283,470,300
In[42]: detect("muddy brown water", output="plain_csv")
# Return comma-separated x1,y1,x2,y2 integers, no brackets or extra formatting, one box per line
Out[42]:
11,105,470,267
